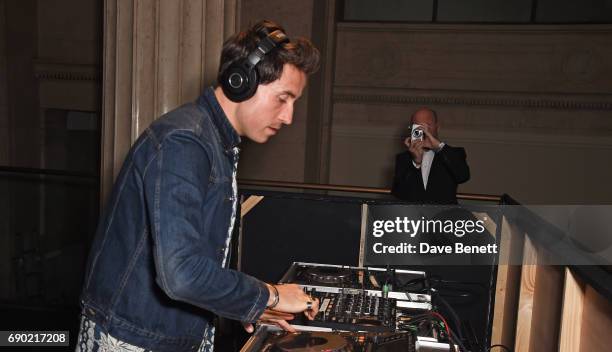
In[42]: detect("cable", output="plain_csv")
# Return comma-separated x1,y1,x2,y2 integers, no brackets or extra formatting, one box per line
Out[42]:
486,344,512,352
428,311,469,352
434,292,464,340
403,273,488,350
429,311,451,340
448,326,468,352
400,310,466,351
430,277,486,304
397,277,429,292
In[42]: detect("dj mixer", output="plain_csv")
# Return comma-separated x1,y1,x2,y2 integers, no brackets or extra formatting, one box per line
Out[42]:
240,263,456,351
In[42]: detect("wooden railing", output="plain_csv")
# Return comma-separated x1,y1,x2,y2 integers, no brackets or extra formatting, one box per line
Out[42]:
492,195,612,351
238,178,502,202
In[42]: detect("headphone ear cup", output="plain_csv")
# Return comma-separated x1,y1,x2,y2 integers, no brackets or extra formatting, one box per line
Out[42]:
221,61,259,103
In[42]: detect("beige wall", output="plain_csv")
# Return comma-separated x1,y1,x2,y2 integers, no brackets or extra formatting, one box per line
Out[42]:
238,0,315,182
234,1,612,203
38,0,101,64
329,24,612,203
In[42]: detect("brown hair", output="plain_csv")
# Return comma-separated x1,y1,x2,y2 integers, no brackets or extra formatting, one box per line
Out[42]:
217,20,320,85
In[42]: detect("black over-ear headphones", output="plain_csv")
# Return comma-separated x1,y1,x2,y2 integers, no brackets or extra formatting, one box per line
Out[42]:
221,29,289,102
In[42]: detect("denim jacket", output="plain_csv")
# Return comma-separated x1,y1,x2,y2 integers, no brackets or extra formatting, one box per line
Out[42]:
80,87,269,352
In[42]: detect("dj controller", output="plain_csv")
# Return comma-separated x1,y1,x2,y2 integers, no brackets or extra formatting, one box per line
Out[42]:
297,289,398,332
279,262,427,290
241,263,456,351
280,263,432,310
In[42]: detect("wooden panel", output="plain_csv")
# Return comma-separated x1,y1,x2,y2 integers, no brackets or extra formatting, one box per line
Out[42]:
559,267,585,352
114,0,135,173
529,256,563,352
132,0,157,138
514,236,537,352
101,0,130,204
241,195,264,217
304,0,338,184
491,217,525,349
202,0,225,87
180,0,205,103
156,0,181,115
579,285,612,352
509,229,564,352
223,0,238,39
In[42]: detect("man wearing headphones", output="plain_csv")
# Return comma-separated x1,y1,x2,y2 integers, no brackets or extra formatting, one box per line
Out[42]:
76,20,320,352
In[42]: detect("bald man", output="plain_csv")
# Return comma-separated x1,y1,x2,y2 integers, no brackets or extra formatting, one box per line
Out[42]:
391,108,470,204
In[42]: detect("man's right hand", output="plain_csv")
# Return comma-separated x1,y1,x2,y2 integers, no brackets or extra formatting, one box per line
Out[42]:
267,284,319,318
405,137,424,165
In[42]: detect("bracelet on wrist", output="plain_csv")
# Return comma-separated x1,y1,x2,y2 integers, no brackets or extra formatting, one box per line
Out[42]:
267,284,279,309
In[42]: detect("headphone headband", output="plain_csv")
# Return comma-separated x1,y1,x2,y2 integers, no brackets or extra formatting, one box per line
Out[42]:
221,28,290,102
246,30,288,68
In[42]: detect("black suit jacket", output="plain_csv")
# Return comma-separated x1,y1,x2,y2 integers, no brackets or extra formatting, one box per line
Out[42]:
391,145,470,204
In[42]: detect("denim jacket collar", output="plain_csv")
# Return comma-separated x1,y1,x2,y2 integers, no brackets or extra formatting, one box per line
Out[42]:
197,87,241,151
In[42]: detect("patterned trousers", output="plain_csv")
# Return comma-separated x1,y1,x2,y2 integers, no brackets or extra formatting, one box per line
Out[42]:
75,313,214,352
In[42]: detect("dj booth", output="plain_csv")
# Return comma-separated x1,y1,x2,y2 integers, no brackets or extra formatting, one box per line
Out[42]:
219,186,497,351
215,184,612,352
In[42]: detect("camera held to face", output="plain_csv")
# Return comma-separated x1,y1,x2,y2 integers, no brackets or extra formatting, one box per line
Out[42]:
411,124,424,141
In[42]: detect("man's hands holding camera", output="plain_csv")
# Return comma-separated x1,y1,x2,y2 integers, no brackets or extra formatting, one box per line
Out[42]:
242,283,319,333
404,124,442,166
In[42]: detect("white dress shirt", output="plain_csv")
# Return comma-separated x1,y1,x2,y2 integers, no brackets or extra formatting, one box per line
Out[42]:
413,150,434,189
412,143,445,190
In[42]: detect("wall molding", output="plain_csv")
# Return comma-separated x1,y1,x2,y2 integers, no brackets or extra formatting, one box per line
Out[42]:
333,87,612,110
338,22,612,34
34,63,99,81
331,125,612,149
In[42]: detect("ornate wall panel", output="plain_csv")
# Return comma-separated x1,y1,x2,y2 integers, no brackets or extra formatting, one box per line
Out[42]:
101,0,238,203
335,23,612,94
329,23,612,203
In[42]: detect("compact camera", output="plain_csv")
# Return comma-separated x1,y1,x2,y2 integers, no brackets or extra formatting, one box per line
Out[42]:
411,124,424,141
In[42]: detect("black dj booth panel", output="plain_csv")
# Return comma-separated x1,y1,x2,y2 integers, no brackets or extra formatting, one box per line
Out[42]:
239,191,363,283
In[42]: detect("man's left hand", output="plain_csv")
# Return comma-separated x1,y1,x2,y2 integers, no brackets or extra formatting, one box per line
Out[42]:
242,309,296,333
422,127,441,151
